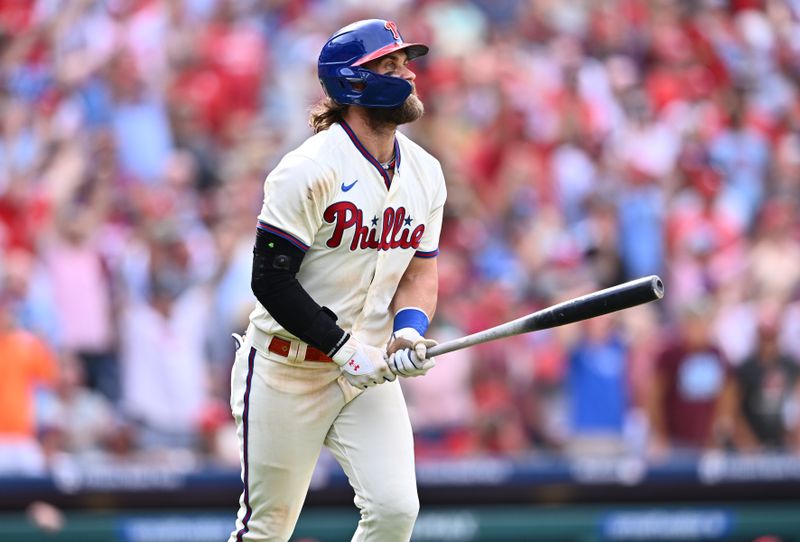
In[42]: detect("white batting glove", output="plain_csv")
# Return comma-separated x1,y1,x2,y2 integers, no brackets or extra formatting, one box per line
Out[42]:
332,334,396,389
387,328,437,377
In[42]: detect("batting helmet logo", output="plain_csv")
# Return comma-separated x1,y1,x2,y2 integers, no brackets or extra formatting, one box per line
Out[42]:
384,21,400,41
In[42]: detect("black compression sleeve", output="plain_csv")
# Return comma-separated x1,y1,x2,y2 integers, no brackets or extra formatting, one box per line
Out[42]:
251,228,348,355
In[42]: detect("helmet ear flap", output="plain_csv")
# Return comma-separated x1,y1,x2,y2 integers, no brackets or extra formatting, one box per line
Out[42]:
319,66,411,108
330,78,364,99
338,67,367,91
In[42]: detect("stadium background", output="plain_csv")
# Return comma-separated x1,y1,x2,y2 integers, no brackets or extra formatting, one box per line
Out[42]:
1,0,800,540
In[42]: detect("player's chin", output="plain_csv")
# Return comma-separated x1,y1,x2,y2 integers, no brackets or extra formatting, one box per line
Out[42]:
367,94,424,126
391,94,424,125
404,94,425,122
387,95,425,125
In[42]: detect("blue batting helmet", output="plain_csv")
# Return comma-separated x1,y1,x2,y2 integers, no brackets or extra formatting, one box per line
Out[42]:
318,19,429,108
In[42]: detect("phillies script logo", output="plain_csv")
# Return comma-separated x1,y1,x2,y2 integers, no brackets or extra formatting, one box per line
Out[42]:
323,202,425,251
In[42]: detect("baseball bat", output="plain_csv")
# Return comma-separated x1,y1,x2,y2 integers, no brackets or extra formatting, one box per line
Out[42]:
427,275,664,357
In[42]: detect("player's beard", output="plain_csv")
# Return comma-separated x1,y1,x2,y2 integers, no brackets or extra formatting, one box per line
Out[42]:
366,94,424,128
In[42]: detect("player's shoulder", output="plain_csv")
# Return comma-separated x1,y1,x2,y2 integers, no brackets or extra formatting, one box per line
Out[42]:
290,124,350,164
396,131,443,173
270,128,347,180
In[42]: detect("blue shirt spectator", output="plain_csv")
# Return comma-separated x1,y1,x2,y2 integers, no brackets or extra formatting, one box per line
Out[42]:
710,112,770,228
111,94,173,183
567,328,628,435
617,183,665,280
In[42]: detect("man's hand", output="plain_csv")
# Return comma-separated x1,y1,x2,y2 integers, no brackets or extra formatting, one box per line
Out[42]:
387,328,437,377
332,335,396,389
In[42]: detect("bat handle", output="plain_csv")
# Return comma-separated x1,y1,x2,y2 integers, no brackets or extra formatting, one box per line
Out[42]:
427,341,455,358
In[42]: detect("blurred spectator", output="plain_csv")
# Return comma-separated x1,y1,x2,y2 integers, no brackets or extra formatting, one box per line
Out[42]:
772,132,800,202
611,89,681,184
196,0,267,142
44,205,118,401
667,150,746,309
470,351,531,456
0,99,42,194
563,314,629,457
38,352,117,461
616,175,665,281
118,224,213,454
107,50,174,184
748,199,800,303
0,248,60,340
572,195,624,288
0,177,51,256
734,302,800,452
709,94,771,228
645,299,739,458
0,289,58,474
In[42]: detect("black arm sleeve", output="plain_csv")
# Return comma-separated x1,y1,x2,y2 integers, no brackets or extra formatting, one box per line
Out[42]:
251,228,348,355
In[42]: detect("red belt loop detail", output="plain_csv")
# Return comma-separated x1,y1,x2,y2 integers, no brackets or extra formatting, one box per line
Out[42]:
268,337,334,363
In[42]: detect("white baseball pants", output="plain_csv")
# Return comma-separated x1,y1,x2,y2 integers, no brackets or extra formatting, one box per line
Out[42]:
227,334,419,542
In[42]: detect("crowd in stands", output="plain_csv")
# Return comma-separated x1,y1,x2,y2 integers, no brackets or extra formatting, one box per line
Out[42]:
1,0,800,474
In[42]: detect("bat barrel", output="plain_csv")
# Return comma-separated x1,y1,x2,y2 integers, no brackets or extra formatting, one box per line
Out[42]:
524,274,664,331
427,275,664,358
530,274,664,330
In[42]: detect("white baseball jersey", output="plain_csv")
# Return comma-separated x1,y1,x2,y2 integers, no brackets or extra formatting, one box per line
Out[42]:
250,120,446,347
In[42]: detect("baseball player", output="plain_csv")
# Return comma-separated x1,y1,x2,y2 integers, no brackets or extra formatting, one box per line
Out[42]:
228,19,446,542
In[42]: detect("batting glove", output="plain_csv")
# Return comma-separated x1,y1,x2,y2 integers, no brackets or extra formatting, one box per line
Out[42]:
387,328,437,377
332,334,396,389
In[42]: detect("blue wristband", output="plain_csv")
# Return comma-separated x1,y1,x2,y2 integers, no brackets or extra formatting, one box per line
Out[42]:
393,308,429,335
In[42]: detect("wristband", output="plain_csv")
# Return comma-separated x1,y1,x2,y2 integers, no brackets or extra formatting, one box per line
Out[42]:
327,331,351,358
393,307,429,336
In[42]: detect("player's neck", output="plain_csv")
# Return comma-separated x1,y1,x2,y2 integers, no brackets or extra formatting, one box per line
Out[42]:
342,111,397,165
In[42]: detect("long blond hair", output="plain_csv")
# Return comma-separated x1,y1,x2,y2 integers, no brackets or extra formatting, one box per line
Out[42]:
308,98,348,133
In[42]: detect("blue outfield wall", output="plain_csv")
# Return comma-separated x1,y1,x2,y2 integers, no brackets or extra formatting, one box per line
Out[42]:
2,452,800,509
2,453,800,541
0,504,799,542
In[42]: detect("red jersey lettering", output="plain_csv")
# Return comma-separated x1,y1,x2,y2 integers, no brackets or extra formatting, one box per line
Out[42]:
324,202,424,251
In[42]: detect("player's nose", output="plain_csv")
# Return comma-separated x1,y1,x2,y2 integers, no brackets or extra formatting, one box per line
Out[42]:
399,64,416,82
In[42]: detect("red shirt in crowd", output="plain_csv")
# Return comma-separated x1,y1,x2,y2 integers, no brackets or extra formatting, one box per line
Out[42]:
656,340,730,448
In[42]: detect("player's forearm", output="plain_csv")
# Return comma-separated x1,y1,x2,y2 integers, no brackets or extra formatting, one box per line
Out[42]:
390,257,438,319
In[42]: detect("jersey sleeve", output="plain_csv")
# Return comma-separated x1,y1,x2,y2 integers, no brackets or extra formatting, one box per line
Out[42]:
415,165,447,258
257,154,333,251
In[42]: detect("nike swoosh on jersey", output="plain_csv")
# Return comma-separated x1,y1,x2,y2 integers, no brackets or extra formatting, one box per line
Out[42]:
341,179,358,192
